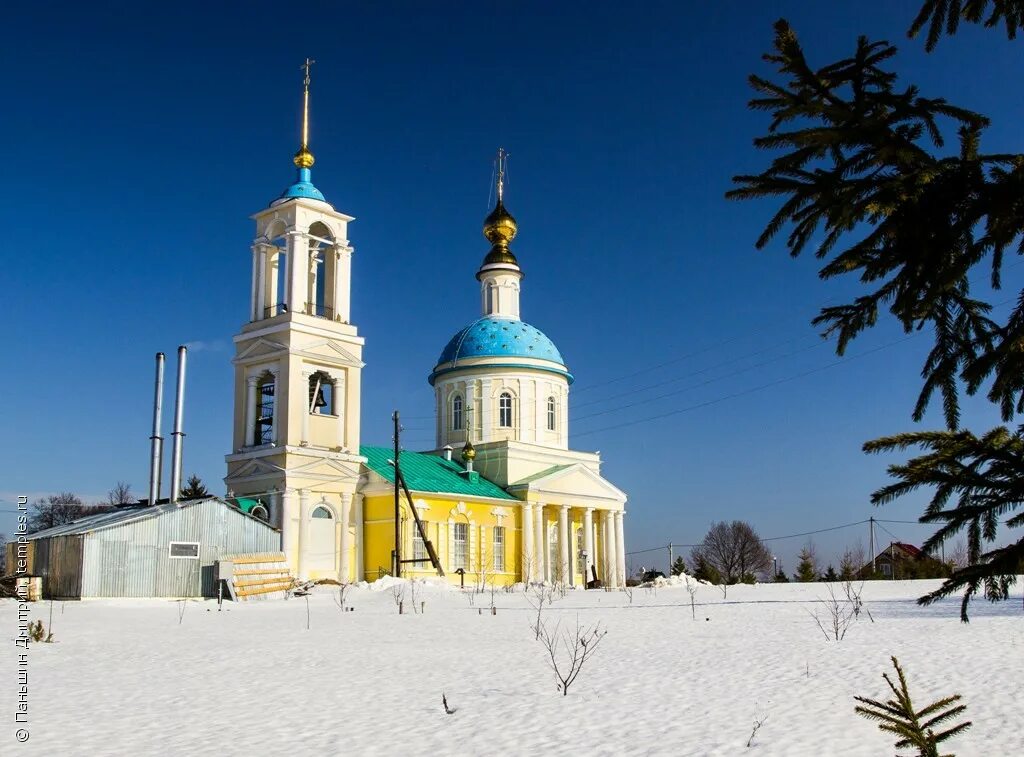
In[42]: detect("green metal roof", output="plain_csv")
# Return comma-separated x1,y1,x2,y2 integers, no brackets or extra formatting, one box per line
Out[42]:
360,446,517,501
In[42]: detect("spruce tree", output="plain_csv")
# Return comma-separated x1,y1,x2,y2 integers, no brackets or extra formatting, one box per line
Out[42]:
728,4,1024,619
823,565,840,582
796,548,818,583
179,474,210,500
855,656,971,756
774,570,790,583
670,556,687,576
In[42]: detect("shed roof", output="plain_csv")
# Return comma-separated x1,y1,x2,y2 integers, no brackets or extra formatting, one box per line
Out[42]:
26,498,271,540
360,445,517,501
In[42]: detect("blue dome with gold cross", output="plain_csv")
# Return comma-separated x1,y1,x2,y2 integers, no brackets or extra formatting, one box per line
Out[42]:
429,316,572,385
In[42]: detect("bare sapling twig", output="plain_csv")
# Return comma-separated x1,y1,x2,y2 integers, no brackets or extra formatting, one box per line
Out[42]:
526,583,551,640
842,579,874,623
685,575,698,620
391,583,406,614
332,583,351,612
442,692,457,715
624,585,634,605
177,599,187,625
810,583,856,641
746,704,769,748
410,580,421,614
536,616,608,696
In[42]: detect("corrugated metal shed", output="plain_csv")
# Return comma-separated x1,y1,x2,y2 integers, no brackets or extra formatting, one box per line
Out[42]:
22,498,280,599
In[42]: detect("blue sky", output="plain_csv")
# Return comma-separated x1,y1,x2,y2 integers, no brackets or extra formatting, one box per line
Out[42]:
2,1,1022,573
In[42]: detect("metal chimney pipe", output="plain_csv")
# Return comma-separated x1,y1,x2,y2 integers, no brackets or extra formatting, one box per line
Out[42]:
148,352,166,506
169,345,187,503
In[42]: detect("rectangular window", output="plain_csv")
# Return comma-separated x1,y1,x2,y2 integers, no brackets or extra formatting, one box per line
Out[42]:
493,526,505,572
453,522,467,570
547,397,557,431
168,541,200,559
881,562,892,576
413,521,428,563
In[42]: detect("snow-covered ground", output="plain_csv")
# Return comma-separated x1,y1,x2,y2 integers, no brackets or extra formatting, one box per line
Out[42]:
2,578,1021,756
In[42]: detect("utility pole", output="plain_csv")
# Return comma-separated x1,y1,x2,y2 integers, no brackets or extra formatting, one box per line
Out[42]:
393,410,401,578
667,543,673,575
869,517,876,574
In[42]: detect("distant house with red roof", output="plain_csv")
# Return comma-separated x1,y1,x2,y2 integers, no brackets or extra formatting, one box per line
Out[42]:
858,542,948,580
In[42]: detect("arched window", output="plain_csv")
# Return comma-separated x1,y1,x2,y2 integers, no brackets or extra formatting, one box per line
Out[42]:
547,396,557,431
451,394,464,431
256,374,275,445
499,392,513,428
311,505,333,519
308,371,334,415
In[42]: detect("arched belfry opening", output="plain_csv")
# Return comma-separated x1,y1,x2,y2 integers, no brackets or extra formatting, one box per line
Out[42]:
306,221,336,319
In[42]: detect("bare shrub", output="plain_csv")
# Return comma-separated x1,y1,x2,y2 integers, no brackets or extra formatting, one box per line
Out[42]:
843,579,874,623
810,583,857,641
410,580,421,614
332,583,352,612
526,583,553,640
536,617,608,696
623,586,634,605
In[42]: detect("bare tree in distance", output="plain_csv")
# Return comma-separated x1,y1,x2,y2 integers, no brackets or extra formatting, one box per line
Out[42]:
692,521,772,585
106,481,135,506
947,540,969,570
839,541,867,580
28,493,110,533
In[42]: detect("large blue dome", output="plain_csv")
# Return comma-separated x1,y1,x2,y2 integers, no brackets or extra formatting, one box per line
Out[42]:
430,316,572,385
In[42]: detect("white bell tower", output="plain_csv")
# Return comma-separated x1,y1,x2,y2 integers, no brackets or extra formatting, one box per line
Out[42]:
225,60,365,583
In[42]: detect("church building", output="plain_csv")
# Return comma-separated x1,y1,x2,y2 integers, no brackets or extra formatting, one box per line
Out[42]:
223,67,627,588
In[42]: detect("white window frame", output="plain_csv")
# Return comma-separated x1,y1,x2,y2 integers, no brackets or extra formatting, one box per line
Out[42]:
452,394,463,431
413,521,428,563
168,541,200,560
498,392,513,428
493,525,505,572
453,522,468,570
546,396,557,431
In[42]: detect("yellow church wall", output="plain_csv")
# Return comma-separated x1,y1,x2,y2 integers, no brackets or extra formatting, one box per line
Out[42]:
361,492,522,587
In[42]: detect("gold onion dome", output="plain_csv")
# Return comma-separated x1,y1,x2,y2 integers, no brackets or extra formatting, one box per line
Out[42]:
461,440,476,461
294,145,315,169
482,200,519,266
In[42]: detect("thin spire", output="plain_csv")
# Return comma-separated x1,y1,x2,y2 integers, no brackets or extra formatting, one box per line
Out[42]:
496,147,507,203
294,58,316,169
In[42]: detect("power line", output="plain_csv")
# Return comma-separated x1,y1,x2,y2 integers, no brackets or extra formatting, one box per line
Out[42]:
625,518,869,556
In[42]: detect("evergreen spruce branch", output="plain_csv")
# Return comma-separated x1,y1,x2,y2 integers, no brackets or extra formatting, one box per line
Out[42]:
910,0,1024,50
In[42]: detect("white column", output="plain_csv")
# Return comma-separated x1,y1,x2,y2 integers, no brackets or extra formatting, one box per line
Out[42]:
534,503,546,583
522,503,534,583
335,246,352,323
297,489,311,581
281,489,295,571
250,246,260,321
558,505,570,586
245,376,259,447
288,231,309,313
354,493,365,581
602,511,613,586
615,511,626,588
300,370,312,445
560,385,569,448
334,374,346,450
339,492,352,582
583,508,594,587
255,245,267,319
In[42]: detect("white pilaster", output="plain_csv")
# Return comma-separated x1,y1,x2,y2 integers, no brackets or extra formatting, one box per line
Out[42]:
300,369,313,445
354,493,365,581
245,376,259,448
255,245,267,319
480,378,493,441
583,507,594,586
287,230,309,313
522,503,534,582
615,510,626,588
281,489,295,569
558,505,570,585
602,510,613,586
334,373,346,450
534,503,546,583
335,245,352,323
297,489,311,581
339,492,352,582
269,368,280,445
250,246,260,321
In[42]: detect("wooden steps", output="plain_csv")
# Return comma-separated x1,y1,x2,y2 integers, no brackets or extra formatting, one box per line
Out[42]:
220,552,294,601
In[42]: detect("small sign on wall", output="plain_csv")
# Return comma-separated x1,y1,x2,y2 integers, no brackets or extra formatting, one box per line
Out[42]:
169,541,200,559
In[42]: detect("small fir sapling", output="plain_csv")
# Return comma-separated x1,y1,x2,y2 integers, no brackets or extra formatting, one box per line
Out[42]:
27,619,53,643
854,657,971,757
